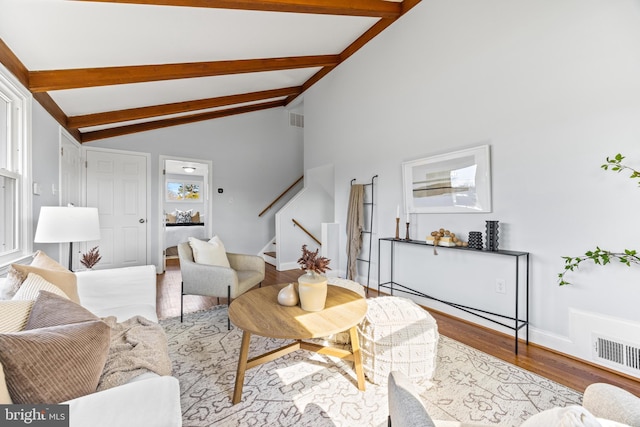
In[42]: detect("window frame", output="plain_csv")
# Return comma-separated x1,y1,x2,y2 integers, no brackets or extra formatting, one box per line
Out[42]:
0,63,32,268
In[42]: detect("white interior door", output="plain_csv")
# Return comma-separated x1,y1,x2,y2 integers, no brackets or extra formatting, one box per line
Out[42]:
59,130,82,268
86,149,148,268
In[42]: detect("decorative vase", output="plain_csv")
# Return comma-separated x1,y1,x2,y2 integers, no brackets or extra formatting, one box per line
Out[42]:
485,220,499,251
297,271,328,312
277,283,299,307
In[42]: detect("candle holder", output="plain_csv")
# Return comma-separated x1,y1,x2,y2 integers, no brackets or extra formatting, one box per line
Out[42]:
405,222,410,240
395,218,400,239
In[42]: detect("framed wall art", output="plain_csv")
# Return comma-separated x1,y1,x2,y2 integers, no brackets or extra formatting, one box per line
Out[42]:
402,144,492,214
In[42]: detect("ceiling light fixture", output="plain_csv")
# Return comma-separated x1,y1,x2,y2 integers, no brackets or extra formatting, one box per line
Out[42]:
183,166,196,173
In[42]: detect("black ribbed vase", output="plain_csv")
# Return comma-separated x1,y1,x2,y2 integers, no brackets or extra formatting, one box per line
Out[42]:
485,220,499,251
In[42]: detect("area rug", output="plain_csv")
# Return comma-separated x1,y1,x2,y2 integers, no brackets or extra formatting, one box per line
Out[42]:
161,306,582,427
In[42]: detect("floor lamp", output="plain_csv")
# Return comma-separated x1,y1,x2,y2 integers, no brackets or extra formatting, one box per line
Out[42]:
34,206,101,271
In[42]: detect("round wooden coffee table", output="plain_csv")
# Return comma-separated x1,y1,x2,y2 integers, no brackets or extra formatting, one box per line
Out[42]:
228,283,368,404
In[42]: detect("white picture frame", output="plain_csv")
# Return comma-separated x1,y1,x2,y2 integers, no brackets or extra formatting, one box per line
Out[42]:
402,145,492,214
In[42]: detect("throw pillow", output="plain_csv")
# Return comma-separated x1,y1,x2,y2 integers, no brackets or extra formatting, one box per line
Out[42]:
0,300,34,405
175,209,193,224
188,236,230,268
166,213,177,223
0,300,34,333
25,291,98,330
191,211,200,223
0,279,14,300
12,273,69,301
0,363,11,404
31,250,70,272
0,320,111,404
7,263,79,303
521,406,603,427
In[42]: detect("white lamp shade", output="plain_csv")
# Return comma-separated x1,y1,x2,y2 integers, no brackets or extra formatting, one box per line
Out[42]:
34,206,101,243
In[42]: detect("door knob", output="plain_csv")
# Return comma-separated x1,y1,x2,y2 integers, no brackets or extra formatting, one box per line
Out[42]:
139,218,145,223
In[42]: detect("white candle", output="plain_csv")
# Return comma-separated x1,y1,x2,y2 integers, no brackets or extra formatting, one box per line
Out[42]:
396,205,399,218
406,213,410,223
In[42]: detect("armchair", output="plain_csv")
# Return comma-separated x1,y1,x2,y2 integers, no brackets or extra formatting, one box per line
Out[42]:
387,370,640,427
177,241,265,329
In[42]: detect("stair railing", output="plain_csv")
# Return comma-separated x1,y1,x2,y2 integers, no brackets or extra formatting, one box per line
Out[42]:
258,176,303,217
292,218,321,246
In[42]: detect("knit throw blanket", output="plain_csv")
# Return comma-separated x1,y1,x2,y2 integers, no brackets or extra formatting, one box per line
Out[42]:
97,315,172,391
346,184,364,280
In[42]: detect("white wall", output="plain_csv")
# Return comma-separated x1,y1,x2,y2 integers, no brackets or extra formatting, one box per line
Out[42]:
24,107,302,270
276,163,335,270
303,0,640,365
31,102,65,261
89,107,303,268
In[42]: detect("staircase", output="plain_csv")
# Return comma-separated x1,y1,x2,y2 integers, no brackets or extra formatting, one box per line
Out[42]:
262,239,277,266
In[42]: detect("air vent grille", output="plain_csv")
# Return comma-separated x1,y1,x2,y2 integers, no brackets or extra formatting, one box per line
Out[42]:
596,337,624,364
289,112,304,128
593,334,640,373
627,346,640,371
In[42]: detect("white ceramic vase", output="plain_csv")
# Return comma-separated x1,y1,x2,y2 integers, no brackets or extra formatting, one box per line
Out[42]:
297,271,328,312
277,283,299,307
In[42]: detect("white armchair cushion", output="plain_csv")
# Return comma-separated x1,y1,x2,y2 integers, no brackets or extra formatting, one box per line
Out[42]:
188,236,230,268
520,406,612,427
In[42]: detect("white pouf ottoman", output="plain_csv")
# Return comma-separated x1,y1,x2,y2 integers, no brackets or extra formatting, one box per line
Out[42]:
357,296,439,385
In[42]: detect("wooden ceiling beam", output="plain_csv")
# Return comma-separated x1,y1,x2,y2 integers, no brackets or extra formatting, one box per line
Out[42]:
0,38,30,89
29,55,338,92
32,93,82,142
80,99,285,142
68,86,301,128
76,0,401,18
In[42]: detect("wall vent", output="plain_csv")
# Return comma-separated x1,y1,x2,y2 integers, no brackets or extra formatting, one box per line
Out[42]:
593,333,640,374
289,112,304,128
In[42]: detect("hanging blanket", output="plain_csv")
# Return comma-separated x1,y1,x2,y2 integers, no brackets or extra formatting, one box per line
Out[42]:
346,184,365,280
97,315,172,392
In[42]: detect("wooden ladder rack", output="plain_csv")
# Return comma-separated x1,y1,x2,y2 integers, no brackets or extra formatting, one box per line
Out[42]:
347,175,377,294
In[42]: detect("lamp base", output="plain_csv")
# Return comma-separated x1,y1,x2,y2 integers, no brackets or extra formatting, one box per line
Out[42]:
68,241,73,271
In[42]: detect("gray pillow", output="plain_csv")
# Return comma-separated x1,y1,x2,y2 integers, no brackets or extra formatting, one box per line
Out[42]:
387,371,436,427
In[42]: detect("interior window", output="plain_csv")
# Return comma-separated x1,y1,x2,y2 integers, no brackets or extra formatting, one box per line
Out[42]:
0,66,31,266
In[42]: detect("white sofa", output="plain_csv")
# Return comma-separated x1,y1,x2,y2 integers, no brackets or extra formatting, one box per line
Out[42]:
63,265,182,427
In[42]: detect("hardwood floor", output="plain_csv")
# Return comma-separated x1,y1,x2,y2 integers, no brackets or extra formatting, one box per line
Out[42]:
157,258,640,396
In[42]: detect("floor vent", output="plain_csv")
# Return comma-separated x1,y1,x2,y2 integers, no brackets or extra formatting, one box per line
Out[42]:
289,112,304,128
593,333,640,373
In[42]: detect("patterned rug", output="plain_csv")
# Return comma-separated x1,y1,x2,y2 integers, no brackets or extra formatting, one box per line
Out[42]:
160,306,582,427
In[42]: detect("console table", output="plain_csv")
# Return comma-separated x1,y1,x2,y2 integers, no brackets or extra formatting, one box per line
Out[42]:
377,237,529,354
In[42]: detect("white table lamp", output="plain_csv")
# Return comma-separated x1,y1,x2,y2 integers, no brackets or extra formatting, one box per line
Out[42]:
34,206,101,270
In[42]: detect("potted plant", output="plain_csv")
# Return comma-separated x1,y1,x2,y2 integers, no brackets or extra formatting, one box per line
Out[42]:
297,245,331,311
80,246,102,270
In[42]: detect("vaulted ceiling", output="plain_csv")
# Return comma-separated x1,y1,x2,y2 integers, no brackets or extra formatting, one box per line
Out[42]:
0,0,420,143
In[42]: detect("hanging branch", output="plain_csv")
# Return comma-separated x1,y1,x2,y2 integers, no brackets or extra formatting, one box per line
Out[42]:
558,153,639,285
601,153,640,185
558,248,640,286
